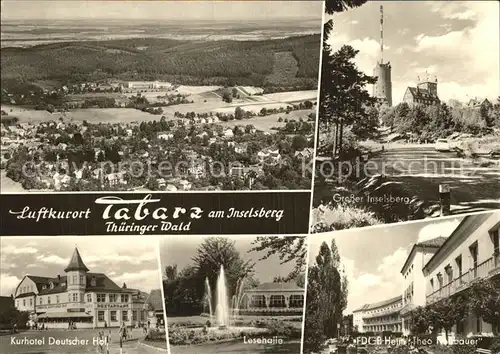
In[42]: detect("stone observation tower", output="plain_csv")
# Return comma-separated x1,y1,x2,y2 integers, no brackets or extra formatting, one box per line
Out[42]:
372,5,393,106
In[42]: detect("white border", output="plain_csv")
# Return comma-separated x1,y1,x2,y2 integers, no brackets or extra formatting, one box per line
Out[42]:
156,237,171,354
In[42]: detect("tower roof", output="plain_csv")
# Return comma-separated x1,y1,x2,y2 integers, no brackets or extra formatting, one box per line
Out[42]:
64,248,89,273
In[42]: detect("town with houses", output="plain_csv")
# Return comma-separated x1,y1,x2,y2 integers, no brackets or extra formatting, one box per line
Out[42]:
1,80,316,192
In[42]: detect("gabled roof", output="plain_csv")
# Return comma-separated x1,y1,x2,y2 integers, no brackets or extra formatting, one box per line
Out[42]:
145,289,163,310
406,87,440,101
353,295,402,312
64,248,89,273
400,236,447,274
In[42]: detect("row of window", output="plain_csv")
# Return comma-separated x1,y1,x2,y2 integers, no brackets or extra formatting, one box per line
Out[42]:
17,292,130,307
365,302,401,315
96,309,144,322
249,294,304,308
428,230,499,293
18,285,34,295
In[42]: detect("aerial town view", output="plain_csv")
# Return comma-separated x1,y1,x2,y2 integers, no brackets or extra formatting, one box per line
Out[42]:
0,1,322,193
312,1,500,232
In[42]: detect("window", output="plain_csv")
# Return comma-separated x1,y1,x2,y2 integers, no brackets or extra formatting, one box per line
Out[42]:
121,294,129,303
98,311,105,322
133,311,137,321
491,229,499,267
455,255,463,282
111,311,117,322
437,273,443,289
47,296,51,305
80,275,85,285
23,299,26,307
56,295,59,304
73,275,77,285
97,294,106,303
470,243,478,277
445,265,453,284
87,294,92,302
29,298,32,306
269,295,286,308
109,294,117,303
72,293,78,302
250,295,266,308
68,294,71,302
289,295,304,308
430,278,434,292
122,310,128,322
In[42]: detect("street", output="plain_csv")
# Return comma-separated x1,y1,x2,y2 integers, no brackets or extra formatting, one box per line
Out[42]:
365,146,500,214
0,329,166,354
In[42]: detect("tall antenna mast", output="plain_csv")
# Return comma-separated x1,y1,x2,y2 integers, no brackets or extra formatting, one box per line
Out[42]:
380,5,384,64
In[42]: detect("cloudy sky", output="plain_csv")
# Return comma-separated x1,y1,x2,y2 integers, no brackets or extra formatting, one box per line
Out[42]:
0,236,161,297
1,1,322,21
160,235,302,283
308,217,463,314
327,1,499,104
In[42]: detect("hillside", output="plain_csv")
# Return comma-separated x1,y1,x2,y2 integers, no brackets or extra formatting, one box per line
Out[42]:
1,35,320,92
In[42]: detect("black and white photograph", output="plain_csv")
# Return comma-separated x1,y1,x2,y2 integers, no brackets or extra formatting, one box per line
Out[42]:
303,211,500,354
0,236,166,353
311,0,500,232
159,235,307,353
1,0,322,193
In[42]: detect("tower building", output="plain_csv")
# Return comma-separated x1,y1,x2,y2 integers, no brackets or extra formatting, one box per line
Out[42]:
372,5,393,106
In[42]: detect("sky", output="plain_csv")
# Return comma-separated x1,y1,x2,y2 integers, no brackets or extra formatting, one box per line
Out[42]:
159,235,301,283
1,1,323,21
0,236,161,297
308,217,463,314
326,1,499,104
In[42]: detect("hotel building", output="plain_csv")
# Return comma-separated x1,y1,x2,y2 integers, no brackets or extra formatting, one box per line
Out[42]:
240,282,304,315
13,248,152,328
352,296,403,334
400,237,447,335
350,212,500,342
423,213,500,342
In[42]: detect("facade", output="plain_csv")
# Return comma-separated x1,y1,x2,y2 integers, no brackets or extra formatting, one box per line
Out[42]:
352,296,403,334
423,213,500,342
241,282,304,315
373,62,393,106
13,248,148,329
402,76,440,107
400,237,447,335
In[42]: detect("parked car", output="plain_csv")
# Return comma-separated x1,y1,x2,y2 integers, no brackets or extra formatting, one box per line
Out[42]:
435,138,450,152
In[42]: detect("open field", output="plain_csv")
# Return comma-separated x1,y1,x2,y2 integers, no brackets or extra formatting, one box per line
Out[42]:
213,102,293,115
261,90,317,102
220,109,314,132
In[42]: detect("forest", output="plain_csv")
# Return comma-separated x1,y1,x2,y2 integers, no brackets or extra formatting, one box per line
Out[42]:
1,35,320,91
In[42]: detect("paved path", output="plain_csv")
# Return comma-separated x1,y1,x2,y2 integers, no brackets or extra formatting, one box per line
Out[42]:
364,146,500,213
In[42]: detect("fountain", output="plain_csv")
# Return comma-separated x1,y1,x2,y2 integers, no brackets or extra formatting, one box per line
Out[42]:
215,264,230,329
204,277,213,320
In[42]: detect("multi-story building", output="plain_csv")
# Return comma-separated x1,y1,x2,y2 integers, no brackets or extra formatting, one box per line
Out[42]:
13,248,150,329
402,75,440,107
400,236,447,335
423,213,500,342
352,296,403,334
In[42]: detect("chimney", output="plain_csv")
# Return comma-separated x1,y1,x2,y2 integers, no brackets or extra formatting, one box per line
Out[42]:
122,283,127,289
58,275,61,281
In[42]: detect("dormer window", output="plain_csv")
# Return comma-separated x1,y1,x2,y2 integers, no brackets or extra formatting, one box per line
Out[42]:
49,282,54,289
90,277,96,287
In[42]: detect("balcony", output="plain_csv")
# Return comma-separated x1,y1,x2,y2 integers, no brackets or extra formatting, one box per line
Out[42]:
427,254,498,304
